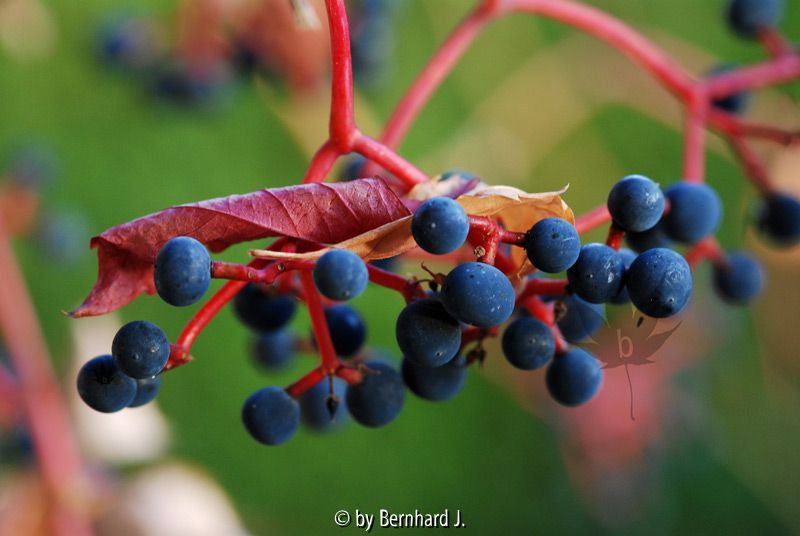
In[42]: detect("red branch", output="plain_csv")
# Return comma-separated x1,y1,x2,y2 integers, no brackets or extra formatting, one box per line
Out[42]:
299,270,341,372
685,237,726,268
0,221,91,536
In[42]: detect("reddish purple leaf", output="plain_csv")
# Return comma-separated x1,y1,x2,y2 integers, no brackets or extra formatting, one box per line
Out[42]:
70,179,409,318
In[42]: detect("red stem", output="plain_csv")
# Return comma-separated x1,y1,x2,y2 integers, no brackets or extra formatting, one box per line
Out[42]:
367,264,423,303
725,135,775,195
605,223,625,250
324,0,357,152
286,366,326,398
574,204,611,235
709,110,800,145
353,133,429,188
683,89,708,182
758,28,794,58
211,259,312,282
685,237,726,268
303,140,341,183
365,2,497,168
0,222,91,536
299,270,341,372
706,54,800,99
518,278,569,300
521,295,569,354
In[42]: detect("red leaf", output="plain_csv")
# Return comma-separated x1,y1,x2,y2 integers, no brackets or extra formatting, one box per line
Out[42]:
70,179,409,318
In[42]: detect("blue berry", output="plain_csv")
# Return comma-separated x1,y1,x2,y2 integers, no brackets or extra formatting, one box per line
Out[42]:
524,218,581,273
252,330,295,372
501,317,555,370
233,283,296,333
663,182,722,244
128,376,161,408
34,209,90,266
7,143,56,190
757,193,800,247
411,197,469,255
339,154,367,181
313,249,369,301
396,298,461,368
97,16,160,72
726,0,783,39
610,248,638,304
607,174,665,232
150,59,231,107
345,361,405,427
626,222,672,253
77,355,137,413
154,236,211,307
626,248,692,318
713,251,765,304
241,386,300,445
401,355,467,402
546,348,603,407
440,262,515,328
322,305,367,357
556,295,605,343
299,378,349,432
567,244,625,304
111,320,170,379
708,64,751,115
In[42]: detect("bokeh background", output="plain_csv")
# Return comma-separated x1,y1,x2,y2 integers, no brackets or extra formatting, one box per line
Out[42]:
1,0,800,534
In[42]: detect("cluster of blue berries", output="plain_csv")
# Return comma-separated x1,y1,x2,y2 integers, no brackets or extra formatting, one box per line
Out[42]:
77,320,167,412
76,160,800,444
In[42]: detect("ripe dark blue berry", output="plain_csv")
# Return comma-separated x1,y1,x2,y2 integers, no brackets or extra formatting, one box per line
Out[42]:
708,64,751,115
713,252,765,304
441,262,515,328
556,295,605,343
757,193,800,247
154,236,211,306
567,243,625,304
663,182,722,244
252,330,295,372
111,320,170,379
313,249,369,301
128,376,161,408
396,298,461,368
606,174,665,232
77,355,137,413
610,248,638,304
501,317,555,370
626,248,692,318
241,386,300,445
726,0,784,39
323,305,367,357
401,355,467,402
524,217,581,273
626,221,672,253
345,361,405,427
411,197,469,255
299,378,349,432
546,348,603,407
233,283,296,333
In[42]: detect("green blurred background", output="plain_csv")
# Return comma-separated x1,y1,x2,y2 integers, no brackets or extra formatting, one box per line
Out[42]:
1,0,800,534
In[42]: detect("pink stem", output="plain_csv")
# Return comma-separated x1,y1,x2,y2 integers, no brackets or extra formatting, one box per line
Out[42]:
683,89,709,182
0,222,91,536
